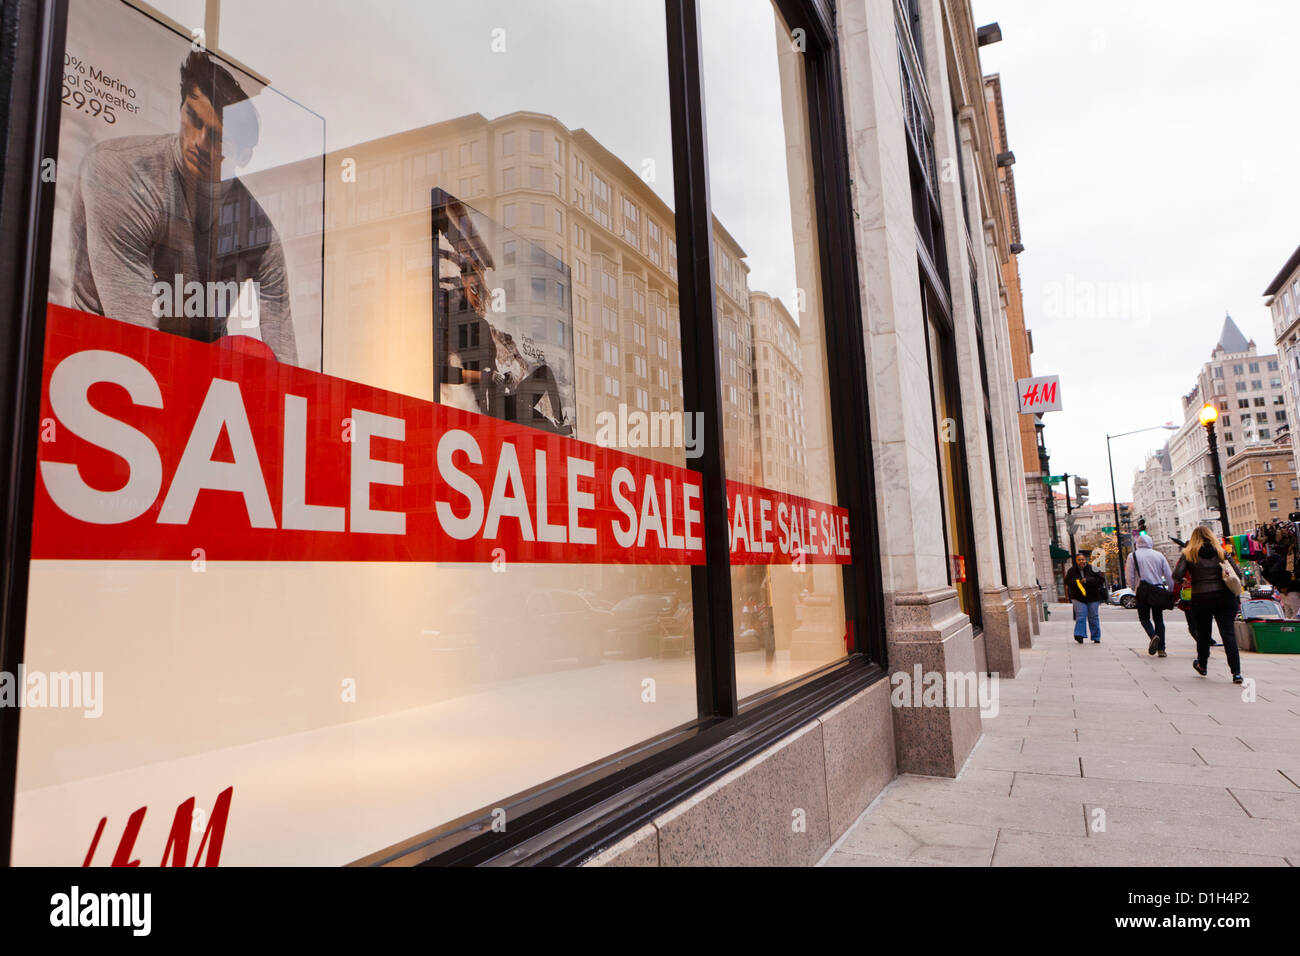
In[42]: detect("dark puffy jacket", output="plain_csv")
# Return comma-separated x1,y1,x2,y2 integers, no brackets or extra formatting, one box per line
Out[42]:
1172,546,1243,598
1065,564,1106,603
1261,551,1296,590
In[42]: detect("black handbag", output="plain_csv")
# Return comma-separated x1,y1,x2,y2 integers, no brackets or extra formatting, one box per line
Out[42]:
1133,548,1178,610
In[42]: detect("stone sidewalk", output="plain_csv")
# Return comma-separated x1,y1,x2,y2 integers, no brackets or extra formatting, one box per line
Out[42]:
822,605,1300,866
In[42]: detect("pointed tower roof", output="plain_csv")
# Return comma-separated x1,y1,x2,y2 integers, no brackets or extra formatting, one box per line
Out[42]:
1216,313,1250,354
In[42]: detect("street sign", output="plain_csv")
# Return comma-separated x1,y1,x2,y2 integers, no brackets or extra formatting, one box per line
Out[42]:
1042,475,1066,484
1102,526,1115,533
1017,375,1062,413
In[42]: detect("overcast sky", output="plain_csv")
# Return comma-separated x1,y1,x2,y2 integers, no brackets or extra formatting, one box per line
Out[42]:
973,0,1300,507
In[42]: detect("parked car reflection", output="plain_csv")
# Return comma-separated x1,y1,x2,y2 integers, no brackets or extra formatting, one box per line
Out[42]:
429,588,615,680
611,593,692,659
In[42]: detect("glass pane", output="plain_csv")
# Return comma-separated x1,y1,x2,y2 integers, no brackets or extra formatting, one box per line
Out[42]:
701,1,849,700
21,0,694,866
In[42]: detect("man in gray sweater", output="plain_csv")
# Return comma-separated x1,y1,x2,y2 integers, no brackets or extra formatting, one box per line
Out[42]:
68,50,296,365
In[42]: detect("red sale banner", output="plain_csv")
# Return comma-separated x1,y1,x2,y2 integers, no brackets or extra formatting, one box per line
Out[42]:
32,307,851,566
724,479,851,565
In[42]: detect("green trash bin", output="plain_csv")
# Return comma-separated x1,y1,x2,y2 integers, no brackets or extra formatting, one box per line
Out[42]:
1250,621,1300,654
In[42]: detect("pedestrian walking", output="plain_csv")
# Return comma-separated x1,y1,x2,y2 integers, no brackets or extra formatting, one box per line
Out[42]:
1125,535,1175,657
1171,535,1216,647
1171,525,1247,684
1064,552,1105,644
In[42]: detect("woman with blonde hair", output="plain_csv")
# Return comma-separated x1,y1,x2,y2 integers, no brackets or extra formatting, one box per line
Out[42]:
1171,525,1246,683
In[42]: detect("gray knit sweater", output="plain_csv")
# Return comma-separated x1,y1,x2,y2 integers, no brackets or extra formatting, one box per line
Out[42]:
68,133,296,364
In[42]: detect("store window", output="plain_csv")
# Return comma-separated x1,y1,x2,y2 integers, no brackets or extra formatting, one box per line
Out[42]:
6,0,873,868
16,0,706,867
701,0,849,699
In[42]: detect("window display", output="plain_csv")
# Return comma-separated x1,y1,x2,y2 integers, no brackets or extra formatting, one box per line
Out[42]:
8,0,860,866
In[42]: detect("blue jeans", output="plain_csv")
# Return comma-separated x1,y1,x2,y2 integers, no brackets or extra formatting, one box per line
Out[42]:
1072,599,1101,641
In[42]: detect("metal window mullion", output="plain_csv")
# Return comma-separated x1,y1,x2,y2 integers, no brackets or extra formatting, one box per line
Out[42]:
665,0,737,720
0,0,69,865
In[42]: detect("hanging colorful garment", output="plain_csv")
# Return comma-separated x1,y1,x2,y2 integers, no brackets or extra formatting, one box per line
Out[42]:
1249,532,1265,558
1231,533,1251,561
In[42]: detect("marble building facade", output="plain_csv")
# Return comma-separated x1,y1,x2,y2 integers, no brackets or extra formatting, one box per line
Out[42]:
840,0,1043,776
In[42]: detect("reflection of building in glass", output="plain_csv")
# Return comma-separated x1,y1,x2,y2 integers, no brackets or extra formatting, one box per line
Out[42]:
750,292,806,491
247,109,813,480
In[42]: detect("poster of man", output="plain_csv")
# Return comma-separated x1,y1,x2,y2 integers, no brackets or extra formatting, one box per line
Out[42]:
433,189,577,437
49,0,324,369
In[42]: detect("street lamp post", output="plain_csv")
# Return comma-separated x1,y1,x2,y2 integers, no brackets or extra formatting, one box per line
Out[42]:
1107,422,1179,589
1107,443,1123,585
1199,403,1231,538
1064,472,1075,554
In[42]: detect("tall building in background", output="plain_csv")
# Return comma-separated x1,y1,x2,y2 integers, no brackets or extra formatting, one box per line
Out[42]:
1168,315,1284,534
1054,499,1133,547
1264,243,1300,444
1224,439,1298,531
1131,444,1180,562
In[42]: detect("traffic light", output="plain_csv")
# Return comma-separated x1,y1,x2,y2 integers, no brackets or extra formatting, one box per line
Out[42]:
1119,503,1132,528
1074,477,1090,506
1202,474,1222,512
1066,513,1079,537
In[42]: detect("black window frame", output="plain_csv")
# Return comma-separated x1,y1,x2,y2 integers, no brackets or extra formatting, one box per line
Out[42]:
0,0,884,867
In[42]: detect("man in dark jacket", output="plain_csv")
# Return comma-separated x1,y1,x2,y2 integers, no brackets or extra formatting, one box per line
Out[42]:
1064,552,1106,644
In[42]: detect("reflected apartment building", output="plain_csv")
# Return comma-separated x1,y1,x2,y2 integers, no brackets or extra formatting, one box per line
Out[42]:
241,110,788,481
750,292,808,490
239,109,812,641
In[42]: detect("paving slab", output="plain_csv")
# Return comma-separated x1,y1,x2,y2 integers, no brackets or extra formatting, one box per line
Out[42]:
824,605,1300,867
1084,803,1300,858
1021,738,1207,767
1009,771,1247,817
886,767,1015,796
863,785,1085,836
990,829,1290,867
835,813,998,866
1228,788,1300,821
